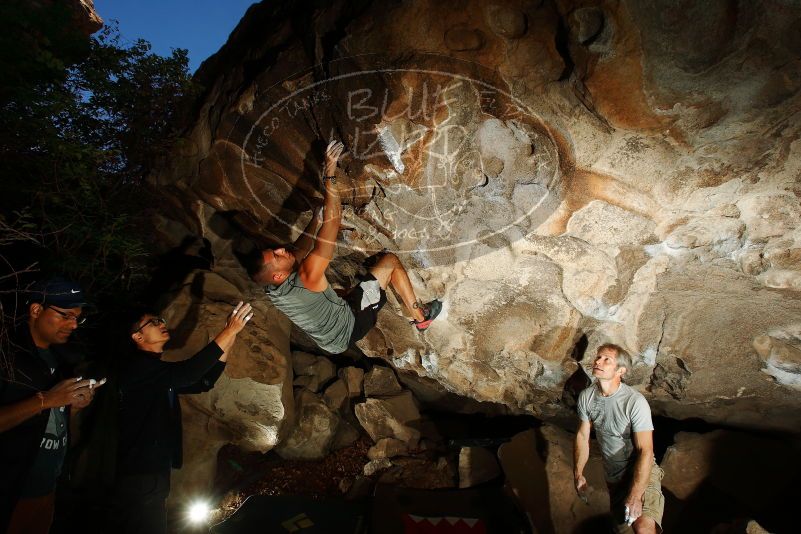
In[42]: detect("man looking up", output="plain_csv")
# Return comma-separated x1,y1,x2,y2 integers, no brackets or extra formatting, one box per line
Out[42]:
113,301,253,534
250,140,441,355
0,277,99,534
573,344,665,533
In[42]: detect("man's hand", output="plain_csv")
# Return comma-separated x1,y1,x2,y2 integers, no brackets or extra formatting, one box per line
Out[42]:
324,140,344,177
575,474,588,496
71,378,107,410
43,378,96,409
224,301,254,335
212,301,254,359
624,493,644,524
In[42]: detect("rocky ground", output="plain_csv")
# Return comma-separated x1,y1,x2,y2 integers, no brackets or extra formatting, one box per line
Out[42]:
214,438,372,516
199,356,798,532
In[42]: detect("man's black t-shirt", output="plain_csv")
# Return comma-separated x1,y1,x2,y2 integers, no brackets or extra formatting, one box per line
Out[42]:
116,342,225,476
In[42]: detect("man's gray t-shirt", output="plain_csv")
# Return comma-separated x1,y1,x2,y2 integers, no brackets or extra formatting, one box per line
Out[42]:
265,271,355,354
577,382,654,483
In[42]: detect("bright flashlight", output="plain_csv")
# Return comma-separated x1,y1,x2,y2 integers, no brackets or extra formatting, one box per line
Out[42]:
188,501,210,524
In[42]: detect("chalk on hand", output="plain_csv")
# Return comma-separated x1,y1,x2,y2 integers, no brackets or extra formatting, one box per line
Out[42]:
624,506,635,526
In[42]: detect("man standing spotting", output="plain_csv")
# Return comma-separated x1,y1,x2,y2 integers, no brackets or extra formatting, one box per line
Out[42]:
0,277,99,534
113,301,253,534
573,344,665,533
250,140,441,355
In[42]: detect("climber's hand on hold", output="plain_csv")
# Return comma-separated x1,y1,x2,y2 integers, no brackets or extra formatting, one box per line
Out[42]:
324,140,344,176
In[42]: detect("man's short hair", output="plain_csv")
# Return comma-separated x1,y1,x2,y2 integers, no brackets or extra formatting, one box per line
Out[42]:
597,343,632,373
124,307,159,337
243,248,273,284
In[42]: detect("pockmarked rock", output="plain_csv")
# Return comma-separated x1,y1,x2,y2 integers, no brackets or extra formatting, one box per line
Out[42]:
149,6,801,507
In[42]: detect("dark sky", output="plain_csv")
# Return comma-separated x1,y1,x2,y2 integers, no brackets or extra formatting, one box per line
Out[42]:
94,0,255,72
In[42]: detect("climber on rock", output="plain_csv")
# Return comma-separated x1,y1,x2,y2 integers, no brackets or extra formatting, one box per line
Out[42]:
249,140,441,355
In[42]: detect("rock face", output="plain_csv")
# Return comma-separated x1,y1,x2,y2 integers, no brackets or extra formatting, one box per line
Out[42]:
660,430,800,531
158,270,294,500
363,366,403,397
457,446,501,488
354,391,422,448
151,0,801,498
276,389,340,459
498,427,609,533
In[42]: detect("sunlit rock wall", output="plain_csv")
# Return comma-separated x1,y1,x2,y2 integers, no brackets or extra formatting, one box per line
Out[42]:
152,0,801,451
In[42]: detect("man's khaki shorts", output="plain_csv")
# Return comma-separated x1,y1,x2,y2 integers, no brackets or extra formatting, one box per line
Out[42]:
608,463,665,533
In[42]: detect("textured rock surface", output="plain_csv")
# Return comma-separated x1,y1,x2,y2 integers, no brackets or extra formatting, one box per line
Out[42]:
276,389,340,460
159,270,293,499
367,437,409,460
457,446,501,488
354,391,422,448
660,430,800,527
151,0,801,496
322,377,349,411
339,366,365,397
67,0,103,34
292,350,337,392
662,430,801,511
498,427,608,533
363,366,403,397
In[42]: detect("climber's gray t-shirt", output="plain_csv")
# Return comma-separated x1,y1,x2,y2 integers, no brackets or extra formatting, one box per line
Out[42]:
577,382,654,483
265,271,354,354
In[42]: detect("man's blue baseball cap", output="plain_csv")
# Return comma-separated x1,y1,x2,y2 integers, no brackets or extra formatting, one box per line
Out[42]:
26,276,89,309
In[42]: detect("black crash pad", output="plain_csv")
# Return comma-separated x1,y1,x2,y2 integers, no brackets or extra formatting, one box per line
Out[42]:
370,484,531,534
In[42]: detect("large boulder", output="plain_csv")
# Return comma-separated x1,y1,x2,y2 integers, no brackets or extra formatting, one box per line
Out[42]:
162,272,293,501
150,0,801,506
275,389,340,460
363,366,403,397
292,351,337,392
660,430,800,531
354,391,422,448
458,446,501,488
150,0,801,434
339,367,365,398
498,427,609,533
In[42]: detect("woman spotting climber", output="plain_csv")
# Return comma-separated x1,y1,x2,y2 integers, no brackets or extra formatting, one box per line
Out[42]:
249,140,441,354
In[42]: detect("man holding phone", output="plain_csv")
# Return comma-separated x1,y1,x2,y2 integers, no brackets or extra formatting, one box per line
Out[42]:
0,277,101,534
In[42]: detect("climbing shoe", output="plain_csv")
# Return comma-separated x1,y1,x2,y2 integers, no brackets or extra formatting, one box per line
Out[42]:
411,299,443,331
